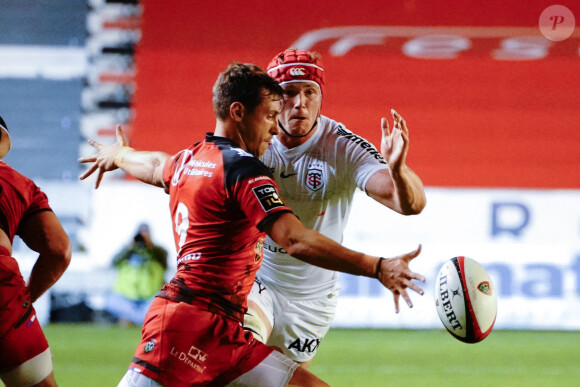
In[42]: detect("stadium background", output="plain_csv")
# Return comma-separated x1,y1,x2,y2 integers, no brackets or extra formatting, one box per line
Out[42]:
128,0,580,331
0,0,579,375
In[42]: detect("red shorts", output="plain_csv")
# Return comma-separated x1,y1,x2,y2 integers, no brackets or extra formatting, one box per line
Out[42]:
0,255,48,372
0,255,30,335
129,297,273,387
0,308,49,372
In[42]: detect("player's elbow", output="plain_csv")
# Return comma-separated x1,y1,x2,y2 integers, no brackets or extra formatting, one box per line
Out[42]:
270,225,310,259
49,232,72,270
401,198,426,215
280,229,321,261
284,240,308,259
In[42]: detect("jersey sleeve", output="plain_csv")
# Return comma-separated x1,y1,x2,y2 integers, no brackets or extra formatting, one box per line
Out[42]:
334,122,389,192
25,183,51,214
4,172,52,238
13,173,53,238
162,150,186,189
225,154,293,231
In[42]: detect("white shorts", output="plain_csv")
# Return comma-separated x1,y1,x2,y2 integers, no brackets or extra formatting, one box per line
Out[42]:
118,350,298,387
246,277,339,363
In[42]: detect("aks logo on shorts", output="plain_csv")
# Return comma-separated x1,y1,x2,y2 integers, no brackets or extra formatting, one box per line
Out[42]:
288,337,322,353
253,184,284,212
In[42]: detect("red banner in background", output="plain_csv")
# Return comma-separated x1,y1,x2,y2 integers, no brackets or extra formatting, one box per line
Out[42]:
133,0,579,188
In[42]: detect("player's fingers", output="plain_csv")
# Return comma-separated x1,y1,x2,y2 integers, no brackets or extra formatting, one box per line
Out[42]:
78,155,97,164
393,292,400,314
391,109,408,132
410,271,426,283
400,289,413,309
405,278,425,295
116,124,128,146
391,108,401,124
87,138,102,150
400,129,409,144
95,169,104,189
403,244,422,260
381,117,390,137
399,116,408,132
79,163,98,181
391,108,404,122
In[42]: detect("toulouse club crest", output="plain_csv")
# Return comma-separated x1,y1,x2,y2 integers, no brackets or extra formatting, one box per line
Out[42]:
306,163,325,191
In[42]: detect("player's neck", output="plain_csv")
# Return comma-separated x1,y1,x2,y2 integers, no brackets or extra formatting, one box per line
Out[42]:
214,120,248,151
278,132,311,149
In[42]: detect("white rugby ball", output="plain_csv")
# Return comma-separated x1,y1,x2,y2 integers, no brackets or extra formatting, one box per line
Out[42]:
434,256,497,343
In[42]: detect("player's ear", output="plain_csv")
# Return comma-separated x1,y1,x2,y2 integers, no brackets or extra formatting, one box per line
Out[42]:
230,102,244,122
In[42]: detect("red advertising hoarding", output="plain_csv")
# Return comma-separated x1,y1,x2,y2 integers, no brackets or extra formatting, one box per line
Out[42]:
132,0,579,188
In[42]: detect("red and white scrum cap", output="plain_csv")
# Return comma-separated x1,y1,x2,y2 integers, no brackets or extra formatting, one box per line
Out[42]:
266,49,325,94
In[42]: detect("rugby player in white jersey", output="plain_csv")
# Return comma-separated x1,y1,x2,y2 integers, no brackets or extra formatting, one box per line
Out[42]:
244,49,427,368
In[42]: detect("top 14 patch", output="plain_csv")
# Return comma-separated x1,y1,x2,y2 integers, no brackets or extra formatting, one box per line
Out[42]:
253,184,285,211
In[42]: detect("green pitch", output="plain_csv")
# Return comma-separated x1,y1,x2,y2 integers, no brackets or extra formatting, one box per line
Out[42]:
44,324,580,387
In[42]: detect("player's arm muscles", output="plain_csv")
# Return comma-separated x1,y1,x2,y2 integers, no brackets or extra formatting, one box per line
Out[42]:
264,212,378,277
79,125,169,188
365,166,426,215
18,211,72,302
114,148,170,188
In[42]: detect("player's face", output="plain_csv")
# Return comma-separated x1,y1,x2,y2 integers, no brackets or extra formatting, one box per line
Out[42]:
279,82,322,136
241,92,282,157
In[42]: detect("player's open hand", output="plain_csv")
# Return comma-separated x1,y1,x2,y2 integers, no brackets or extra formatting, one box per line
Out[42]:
380,109,410,172
378,244,425,313
78,125,129,188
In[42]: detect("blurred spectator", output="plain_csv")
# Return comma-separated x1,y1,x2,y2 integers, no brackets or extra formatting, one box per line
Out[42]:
105,223,167,326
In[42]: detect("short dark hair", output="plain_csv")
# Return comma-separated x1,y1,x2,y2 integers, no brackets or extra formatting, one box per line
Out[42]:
212,62,283,120
0,115,6,130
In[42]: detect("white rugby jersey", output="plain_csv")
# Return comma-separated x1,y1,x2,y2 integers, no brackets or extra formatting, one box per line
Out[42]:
259,115,389,296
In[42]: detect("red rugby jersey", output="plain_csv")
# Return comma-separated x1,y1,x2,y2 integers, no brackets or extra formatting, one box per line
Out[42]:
0,161,52,243
0,161,52,335
161,134,293,321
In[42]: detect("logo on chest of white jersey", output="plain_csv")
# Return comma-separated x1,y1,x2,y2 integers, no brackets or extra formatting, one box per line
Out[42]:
305,163,325,191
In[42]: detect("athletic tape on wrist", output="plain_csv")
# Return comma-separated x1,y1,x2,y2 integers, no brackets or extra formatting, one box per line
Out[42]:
114,147,132,166
375,257,385,279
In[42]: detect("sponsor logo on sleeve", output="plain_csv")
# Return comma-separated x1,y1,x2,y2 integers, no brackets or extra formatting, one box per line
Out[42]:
335,125,387,164
253,184,285,212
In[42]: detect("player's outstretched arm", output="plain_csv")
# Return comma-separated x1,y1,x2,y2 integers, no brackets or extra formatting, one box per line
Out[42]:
79,125,170,188
366,109,426,215
264,213,425,312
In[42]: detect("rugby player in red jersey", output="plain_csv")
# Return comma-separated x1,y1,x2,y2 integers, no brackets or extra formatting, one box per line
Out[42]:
80,62,425,386
0,115,71,387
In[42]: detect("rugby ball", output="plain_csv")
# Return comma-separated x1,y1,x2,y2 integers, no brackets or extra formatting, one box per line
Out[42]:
434,256,497,343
